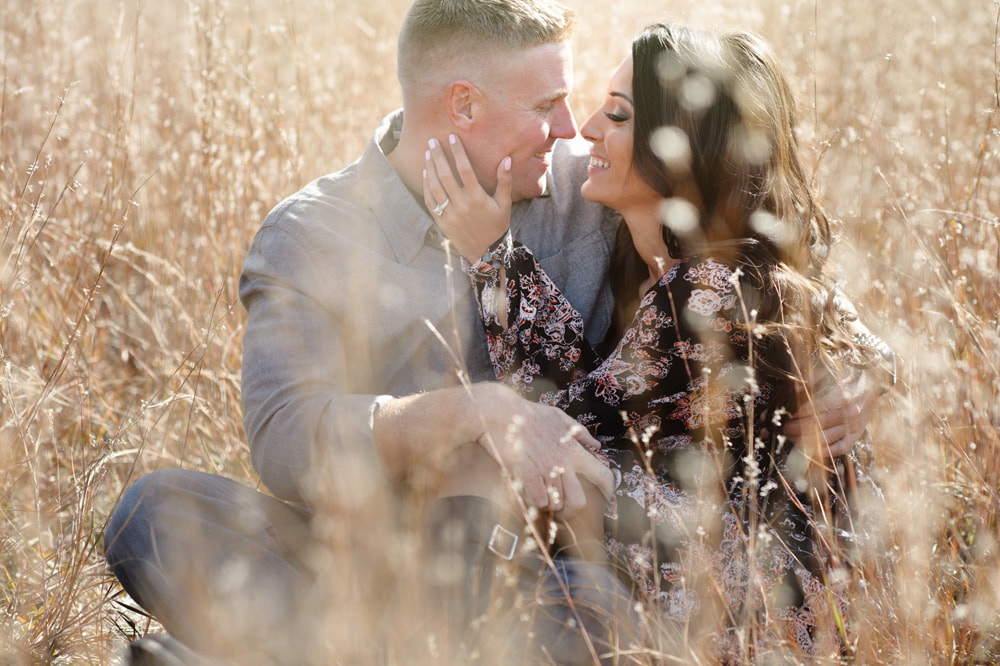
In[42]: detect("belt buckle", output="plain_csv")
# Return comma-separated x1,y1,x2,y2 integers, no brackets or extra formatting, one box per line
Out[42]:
487,523,518,561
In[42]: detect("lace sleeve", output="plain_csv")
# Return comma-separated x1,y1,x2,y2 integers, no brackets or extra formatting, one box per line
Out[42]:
831,288,898,392
464,233,601,401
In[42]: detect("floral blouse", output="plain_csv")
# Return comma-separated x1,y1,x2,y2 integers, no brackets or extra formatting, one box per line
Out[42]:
465,236,852,655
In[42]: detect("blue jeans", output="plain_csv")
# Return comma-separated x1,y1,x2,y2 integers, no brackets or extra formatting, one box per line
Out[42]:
105,470,638,663
104,469,319,660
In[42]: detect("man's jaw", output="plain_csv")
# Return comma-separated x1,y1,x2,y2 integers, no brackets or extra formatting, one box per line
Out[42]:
511,159,551,201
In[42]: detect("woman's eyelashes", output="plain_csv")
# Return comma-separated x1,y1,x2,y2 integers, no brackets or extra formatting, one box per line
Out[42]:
605,110,630,123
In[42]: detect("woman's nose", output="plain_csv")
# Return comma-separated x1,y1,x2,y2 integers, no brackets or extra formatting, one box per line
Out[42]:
580,110,602,143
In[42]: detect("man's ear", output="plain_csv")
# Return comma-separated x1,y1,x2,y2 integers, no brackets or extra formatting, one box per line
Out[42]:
445,80,481,131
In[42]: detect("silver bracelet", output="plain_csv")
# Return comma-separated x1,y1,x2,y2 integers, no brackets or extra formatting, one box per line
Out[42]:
480,231,511,269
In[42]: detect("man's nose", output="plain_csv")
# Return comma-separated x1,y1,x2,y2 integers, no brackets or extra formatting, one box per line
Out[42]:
551,99,577,140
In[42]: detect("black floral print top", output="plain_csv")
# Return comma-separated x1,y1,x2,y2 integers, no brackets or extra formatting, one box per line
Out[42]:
465,236,851,654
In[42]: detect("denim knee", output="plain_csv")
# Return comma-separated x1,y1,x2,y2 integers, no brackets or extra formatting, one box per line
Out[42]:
105,470,162,565
525,556,640,665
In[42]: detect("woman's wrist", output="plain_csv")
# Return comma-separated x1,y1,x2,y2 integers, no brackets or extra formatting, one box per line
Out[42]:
463,230,512,279
481,231,509,265
471,230,511,269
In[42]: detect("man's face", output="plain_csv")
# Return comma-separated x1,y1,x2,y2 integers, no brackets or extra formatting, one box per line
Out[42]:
465,41,578,202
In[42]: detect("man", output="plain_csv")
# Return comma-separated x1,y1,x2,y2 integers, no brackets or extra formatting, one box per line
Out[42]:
105,1,881,663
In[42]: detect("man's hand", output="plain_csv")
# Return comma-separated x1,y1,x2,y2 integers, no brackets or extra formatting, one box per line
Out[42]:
471,383,614,519
372,383,613,520
783,368,879,457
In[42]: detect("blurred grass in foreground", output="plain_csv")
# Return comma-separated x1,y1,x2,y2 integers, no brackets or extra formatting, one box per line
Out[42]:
1,0,997,662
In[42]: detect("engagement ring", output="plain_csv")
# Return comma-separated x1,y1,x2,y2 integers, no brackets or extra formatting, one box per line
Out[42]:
432,198,450,216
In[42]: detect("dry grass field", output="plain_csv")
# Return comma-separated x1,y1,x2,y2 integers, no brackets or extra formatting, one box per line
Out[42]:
1,0,998,662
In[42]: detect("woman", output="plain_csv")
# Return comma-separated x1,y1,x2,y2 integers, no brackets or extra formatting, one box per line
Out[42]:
425,24,889,658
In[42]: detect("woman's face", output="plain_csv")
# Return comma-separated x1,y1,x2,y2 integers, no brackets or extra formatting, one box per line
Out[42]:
579,55,661,217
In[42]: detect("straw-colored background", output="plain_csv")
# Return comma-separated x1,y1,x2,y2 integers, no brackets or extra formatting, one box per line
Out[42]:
2,0,997,661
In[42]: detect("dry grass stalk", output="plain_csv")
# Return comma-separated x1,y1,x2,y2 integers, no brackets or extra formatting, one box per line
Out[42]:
1,0,997,662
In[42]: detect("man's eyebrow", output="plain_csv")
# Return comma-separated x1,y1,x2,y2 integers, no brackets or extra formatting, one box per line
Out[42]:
538,92,569,105
610,91,633,105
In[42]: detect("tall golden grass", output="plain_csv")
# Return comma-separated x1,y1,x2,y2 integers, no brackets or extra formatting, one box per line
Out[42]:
1,0,997,662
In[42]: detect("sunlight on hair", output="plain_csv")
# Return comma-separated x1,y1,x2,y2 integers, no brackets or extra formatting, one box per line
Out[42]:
731,126,772,165
749,210,794,246
651,126,693,173
655,52,685,88
659,197,699,236
679,72,716,112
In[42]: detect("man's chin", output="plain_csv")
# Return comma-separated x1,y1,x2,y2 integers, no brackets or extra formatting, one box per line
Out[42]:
511,177,547,203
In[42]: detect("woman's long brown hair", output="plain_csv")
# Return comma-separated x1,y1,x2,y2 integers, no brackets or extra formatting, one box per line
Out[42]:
608,24,862,423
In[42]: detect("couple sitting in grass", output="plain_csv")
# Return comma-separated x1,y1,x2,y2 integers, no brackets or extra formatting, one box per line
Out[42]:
105,0,892,663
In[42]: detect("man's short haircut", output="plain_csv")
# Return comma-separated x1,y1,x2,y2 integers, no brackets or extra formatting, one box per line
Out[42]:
397,0,576,98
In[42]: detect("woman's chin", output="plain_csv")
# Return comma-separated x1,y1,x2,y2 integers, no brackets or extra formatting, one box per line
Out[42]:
580,180,604,206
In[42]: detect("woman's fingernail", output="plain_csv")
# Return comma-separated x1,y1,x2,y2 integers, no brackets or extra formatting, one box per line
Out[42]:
504,156,511,171
422,169,426,179
428,138,437,149
425,150,430,161
449,133,457,144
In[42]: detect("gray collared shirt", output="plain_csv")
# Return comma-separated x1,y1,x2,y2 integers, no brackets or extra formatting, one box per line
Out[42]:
239,110,618,502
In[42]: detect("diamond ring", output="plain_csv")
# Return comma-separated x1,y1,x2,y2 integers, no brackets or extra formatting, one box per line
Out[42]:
432,197,450,216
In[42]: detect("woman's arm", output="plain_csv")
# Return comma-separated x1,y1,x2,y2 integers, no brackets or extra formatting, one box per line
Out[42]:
782,288,897,456
424,135,604,396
